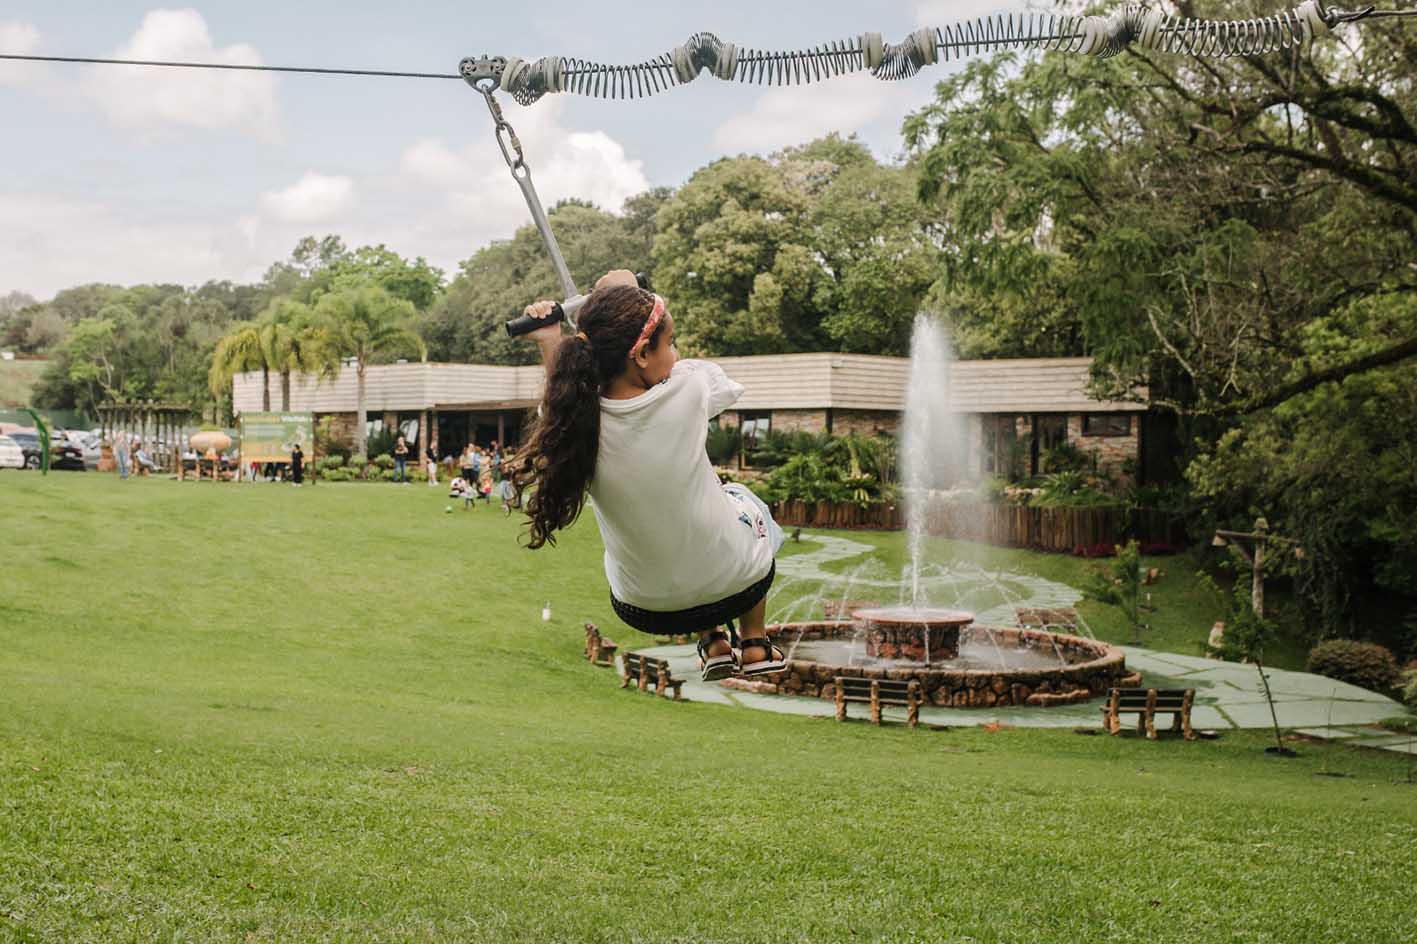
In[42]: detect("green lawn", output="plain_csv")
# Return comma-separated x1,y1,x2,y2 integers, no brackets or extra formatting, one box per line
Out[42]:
0,358,48,408
2,476,1413,943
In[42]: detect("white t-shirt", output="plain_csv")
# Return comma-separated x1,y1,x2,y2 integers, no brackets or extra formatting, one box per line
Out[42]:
588,359,776,611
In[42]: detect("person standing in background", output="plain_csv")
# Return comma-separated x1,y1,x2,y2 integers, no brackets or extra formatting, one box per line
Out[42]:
460,443,475,492
290,442,304,486
393,435,410,483
477,447,494,503
114,432,130,480
489,440,502,484
425,443,439,486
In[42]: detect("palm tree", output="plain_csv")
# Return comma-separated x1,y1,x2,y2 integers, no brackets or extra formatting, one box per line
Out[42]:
259,298,340,411
209,321,270,411
315,285,425,457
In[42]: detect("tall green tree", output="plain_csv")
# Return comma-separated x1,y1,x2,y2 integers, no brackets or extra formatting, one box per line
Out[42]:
903,1,1417,638
424,194,666,365
256,298,340,412
653,135,937,357
209,321,271,412
314,285,425,457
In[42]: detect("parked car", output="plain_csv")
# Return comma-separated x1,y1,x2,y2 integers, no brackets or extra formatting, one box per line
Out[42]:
58,429,102,469
0,434,23,469
8,430,86,471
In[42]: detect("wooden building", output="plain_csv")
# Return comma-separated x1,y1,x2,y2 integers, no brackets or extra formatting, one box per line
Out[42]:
232,354,1153,481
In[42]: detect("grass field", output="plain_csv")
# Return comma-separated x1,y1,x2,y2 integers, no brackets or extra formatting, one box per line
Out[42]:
2,476,1413,943
0,359,48,408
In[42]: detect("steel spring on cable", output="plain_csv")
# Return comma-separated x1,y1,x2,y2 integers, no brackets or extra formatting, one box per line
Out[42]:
496,2,1353,104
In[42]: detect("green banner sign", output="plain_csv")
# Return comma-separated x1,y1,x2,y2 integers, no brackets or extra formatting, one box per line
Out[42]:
239,412,313,464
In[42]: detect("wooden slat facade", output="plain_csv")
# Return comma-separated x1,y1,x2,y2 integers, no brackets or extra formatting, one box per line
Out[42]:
233,354,1142,416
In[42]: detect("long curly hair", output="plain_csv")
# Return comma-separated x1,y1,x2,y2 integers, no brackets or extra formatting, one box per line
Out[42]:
510,284,667,549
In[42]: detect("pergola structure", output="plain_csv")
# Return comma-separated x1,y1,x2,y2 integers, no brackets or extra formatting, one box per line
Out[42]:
97,400,193,474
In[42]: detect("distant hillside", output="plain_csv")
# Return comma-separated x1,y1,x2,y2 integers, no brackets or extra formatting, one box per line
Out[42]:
0,358,49,408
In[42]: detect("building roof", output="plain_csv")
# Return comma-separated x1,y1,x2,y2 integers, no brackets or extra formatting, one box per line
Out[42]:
233,354,1143,415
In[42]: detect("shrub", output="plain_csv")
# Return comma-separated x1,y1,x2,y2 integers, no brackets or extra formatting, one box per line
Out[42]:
366,427,397,459
1402,668,1417,709
323,467,354,482
705,424,741,465
1306,640,1401,693
314,416,349,460
316,455,345,473
765,453,848,504
1041,440,1093,475
1033,471,1118,508
372,453,395,470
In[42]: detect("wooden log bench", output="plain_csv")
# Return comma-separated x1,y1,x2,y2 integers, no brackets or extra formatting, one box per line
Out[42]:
620,652,685,701
582,622,617,667
834,676,921,728
1101,687,1196,740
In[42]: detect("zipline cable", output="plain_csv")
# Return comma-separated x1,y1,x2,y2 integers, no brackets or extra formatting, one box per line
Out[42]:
0,53,461,80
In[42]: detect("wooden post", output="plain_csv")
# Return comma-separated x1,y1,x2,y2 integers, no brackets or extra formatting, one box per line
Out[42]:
619,652,632,689
1144,688,1158,740
834,679,846,722
1180,689,1195,740
869,680,881,725
907,681,920,729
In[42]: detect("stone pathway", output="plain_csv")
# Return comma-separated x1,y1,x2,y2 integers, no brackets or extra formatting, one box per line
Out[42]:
634,641,1415,751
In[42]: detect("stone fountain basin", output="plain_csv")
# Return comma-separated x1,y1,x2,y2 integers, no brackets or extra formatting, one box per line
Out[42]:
727,621,1128,708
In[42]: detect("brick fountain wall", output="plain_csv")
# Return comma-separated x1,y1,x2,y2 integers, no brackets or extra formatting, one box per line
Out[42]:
723,623,1128,708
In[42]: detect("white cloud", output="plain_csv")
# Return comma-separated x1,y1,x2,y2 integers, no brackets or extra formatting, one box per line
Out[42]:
0,192,263,298
258,173,356,223
0,20,42,85
81,8,279,137
712,72,935,157
393,96,650,266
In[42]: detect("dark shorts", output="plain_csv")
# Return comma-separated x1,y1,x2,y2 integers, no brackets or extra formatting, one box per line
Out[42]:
610,562,775,636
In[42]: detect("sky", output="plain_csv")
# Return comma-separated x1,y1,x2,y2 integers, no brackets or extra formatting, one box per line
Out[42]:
0,0,1010,300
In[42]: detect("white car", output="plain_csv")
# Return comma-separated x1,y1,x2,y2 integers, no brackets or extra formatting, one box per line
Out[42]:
0,434,24,469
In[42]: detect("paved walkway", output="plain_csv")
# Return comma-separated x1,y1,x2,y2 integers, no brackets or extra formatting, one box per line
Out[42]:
635,642,1415,753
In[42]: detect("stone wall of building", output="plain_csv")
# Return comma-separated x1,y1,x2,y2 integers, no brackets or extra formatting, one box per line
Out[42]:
1067,414,1139,482
830,409,899,437
771,408,829,434
314,411,357,456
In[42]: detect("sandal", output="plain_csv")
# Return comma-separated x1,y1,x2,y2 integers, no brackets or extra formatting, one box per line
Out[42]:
737,636,788,676
697,629,739,682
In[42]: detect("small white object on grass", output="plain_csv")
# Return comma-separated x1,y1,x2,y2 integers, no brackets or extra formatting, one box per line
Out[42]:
445,505,453,513
541,601,552,622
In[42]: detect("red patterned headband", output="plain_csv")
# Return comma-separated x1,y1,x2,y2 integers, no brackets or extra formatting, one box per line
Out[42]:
631,293,665,357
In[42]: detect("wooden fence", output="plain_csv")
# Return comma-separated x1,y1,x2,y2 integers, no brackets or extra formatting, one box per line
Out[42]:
771,499,1185,553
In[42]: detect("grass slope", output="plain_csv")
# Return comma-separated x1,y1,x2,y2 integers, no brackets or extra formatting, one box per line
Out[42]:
1,477,1413,943
0,359,48,409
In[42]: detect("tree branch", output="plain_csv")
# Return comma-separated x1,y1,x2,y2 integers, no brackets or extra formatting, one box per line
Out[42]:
1224,335,1417,415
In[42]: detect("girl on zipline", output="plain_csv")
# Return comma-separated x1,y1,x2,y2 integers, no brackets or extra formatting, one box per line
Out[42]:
509,269,786,681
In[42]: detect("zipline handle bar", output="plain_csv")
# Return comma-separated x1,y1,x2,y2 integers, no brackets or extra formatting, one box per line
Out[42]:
503,272,651,338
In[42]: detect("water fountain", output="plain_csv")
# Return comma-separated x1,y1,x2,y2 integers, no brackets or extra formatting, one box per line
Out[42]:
726,314,1129,708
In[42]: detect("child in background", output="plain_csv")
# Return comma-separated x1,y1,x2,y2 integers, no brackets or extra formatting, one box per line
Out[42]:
448,475,475,509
